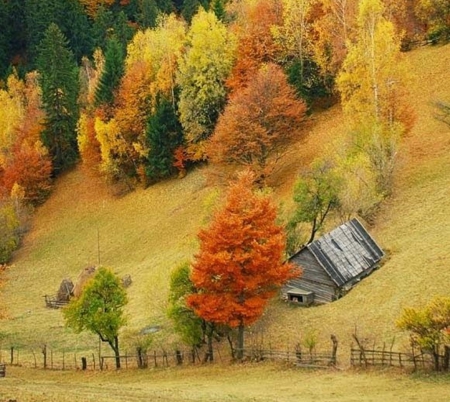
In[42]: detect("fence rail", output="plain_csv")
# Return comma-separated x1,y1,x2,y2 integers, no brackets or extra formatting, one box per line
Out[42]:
243,348,336,368
350,348,433,370
1,344,446,372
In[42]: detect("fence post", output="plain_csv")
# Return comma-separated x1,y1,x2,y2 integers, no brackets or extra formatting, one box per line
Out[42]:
175,350,183,365
10,347,13,365
42,344,47,369
330,335,338,366
62,351,65,371
32,350,37,368
81,357,87,370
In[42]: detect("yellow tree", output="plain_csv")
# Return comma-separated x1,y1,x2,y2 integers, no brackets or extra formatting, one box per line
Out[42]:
272,0,316,74
336,0,412,195
337,0,410,132
312,0,359,78
177,8,236,160
0,73,25,164
92,15,186,183
126,14,186,105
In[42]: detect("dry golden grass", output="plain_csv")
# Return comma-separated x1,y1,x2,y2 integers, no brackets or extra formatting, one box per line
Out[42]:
1,364,450,402
0,44,450,397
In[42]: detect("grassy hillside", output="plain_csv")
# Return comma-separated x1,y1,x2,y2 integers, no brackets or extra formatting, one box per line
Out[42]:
1,43,450,356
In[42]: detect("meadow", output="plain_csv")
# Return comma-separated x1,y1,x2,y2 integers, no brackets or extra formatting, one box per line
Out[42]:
1,43,450,399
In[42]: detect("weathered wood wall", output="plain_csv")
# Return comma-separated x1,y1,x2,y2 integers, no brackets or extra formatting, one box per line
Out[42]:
288,249,338,303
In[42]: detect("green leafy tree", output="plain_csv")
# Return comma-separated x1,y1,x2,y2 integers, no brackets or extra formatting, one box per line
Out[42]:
397,296,450,371
37,23,80,173
145,94,184,181
94,37,125,106
167,262,204,351
63,267,128,369
176,7,236,160
289,159,342,248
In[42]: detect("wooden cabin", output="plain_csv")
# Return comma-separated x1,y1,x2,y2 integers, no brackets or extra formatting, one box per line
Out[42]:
285,218,384,305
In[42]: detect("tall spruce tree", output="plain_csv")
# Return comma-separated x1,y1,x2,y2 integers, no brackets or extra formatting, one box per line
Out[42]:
94,37,125,106
145,95,184,181
0,1,10,78
25,0,93,67
37,23,80,173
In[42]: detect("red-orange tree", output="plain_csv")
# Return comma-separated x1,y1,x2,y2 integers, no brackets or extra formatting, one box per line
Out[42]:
187,170,299,359
208,63,306,182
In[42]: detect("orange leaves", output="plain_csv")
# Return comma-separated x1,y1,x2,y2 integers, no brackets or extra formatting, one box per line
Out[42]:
79,0,116,17
187,170,299,328
2,140,52,204
208,63,306,181
226,0,282,94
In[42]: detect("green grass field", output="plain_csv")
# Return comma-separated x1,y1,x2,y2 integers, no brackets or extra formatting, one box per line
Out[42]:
1,43,450,399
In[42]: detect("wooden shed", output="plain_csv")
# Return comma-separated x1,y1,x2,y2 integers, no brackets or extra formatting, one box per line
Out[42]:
285,218,384,304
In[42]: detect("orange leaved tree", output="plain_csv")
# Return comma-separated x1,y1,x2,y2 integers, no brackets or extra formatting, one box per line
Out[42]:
187,170,299,360
208,63,306,183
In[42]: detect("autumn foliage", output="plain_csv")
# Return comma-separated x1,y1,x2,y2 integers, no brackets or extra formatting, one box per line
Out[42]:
187,170,299,357
226,0,282,94
208,63,306,181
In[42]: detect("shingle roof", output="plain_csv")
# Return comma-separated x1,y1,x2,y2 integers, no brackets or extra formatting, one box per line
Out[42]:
306,218,384,287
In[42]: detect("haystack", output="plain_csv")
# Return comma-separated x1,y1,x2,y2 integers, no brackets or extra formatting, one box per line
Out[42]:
73,266,97,298
56,278,74,302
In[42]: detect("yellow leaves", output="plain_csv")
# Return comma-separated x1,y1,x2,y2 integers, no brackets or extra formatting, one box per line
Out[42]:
94,117,122,175
272,0,315,61
125,14,186,103
337,0,409,133
0,86,24,154
177,8,236,154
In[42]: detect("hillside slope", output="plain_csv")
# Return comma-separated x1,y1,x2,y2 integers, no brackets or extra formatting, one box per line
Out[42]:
1,43,450,353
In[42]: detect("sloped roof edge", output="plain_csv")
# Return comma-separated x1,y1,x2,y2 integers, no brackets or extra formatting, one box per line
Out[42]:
304,218,384,287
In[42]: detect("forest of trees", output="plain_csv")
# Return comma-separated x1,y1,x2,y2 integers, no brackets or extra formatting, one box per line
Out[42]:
1,0,447,262
1,0,449,364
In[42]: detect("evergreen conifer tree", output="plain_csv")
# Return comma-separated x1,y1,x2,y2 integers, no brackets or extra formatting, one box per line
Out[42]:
94,37,125,106
37,23,80,173
145,95,184,181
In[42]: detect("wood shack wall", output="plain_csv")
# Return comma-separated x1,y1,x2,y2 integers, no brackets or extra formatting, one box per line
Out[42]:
289,249,338,303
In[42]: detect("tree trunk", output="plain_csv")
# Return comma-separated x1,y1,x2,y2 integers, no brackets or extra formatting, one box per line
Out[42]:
236,321,245,360
443,345,450,371
433,349,440,372
112,336,121,369
205,325,214,363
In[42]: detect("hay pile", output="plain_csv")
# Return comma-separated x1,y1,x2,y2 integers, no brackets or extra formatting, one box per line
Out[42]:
72,266,97,298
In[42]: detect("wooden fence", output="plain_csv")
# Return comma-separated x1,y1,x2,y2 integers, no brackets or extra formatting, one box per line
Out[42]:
0,347,99,371
350,348,433,370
